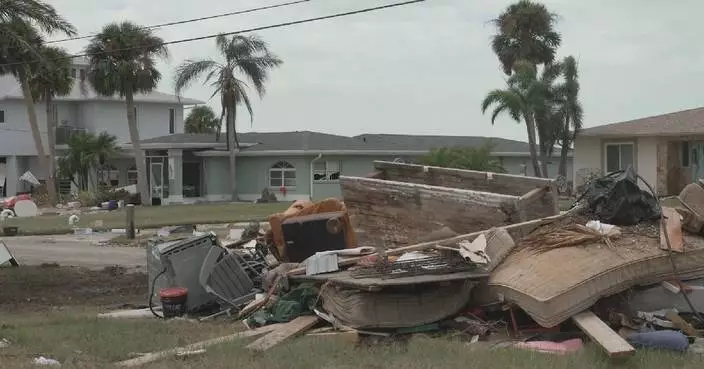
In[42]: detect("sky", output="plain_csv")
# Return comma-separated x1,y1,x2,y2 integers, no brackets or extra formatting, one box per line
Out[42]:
47,0,704,142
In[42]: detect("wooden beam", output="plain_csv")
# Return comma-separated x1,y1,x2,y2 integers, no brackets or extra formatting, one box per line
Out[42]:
571,311,635,358
114,324,283,367
246,315,321,352
517,187,548,222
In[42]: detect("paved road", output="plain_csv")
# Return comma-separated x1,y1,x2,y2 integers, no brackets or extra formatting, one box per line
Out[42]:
3,234,146,271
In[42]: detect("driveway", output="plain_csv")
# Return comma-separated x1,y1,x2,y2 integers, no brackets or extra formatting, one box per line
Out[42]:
2,234,146,271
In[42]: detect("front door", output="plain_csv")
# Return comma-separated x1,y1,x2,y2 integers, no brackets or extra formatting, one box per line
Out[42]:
150,162,164,204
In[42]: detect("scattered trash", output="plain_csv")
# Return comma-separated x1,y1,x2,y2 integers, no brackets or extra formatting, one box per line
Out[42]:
0,338,10,349
32,356,61,366
68,214,80,226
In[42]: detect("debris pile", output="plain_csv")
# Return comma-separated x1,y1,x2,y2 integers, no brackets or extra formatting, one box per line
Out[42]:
101,162,704,365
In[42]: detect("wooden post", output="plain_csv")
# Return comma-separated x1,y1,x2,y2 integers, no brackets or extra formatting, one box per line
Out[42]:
126,204,136,239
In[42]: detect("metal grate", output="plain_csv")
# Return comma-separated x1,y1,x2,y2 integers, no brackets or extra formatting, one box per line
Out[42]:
350,254,474,279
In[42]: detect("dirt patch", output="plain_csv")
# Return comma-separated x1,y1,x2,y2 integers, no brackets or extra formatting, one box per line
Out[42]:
0,265,147,312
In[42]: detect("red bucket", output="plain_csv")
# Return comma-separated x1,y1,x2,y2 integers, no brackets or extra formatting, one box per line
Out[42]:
159,287,188,318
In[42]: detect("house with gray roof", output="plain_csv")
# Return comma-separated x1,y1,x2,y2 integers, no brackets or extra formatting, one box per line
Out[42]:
116,131,573,204
573,106,704,196
0,58,203,197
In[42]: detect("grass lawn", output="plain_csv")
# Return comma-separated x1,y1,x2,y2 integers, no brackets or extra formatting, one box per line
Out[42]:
1,266,702,368
1,310,702,369
2,202,289,236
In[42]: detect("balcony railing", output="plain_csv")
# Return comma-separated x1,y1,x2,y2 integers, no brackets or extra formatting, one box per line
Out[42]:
55,125,87,145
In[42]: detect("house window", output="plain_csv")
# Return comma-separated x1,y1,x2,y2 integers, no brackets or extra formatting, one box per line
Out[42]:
79,69,86,80
0,110,4,123
604,143,635,173
313,161,342,182
682,141,691,167
127,165,138,185
269,161,296,188
71,68,76,78
168,108,175,134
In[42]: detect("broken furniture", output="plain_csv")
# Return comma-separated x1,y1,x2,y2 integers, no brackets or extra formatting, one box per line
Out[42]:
199,248,258,320
0,240,18,267
282,211,349,262
340,161,561,248
268,198,356,262
147,234,224,313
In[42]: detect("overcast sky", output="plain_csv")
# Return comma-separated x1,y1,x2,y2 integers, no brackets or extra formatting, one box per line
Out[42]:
47,0,703,142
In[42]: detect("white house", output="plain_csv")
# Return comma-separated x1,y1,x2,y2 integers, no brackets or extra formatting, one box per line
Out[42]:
573,107,704,196
0,58,203,198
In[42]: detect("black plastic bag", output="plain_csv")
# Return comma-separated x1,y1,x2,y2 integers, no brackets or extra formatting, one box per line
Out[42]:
581,167,661,225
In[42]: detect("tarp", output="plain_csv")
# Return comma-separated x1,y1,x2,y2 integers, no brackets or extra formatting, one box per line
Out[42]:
579,167,660,225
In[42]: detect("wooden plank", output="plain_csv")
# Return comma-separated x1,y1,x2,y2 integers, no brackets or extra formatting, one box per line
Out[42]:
372,161,557,192
517,187,548,222
246,315,320,352
571,311,635,358
115,324,283,367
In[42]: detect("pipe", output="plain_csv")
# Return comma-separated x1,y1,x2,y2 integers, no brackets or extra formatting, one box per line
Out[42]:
310,153,323,200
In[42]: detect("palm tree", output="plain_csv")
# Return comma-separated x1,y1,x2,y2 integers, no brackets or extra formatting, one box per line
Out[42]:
491,0,561,75
421,142,506,173
27,45,73,205
83,22,169,205
0,0,75,70
174,34,282,200
0,20,62,202
58,132,118,191
481,61,552,177
184,105,219,134
554,56,583,177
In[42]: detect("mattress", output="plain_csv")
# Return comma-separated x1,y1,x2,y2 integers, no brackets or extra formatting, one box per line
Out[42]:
489,218,704,328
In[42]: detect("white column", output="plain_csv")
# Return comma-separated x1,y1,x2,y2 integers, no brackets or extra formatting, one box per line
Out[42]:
6,156,18,196
167,149,183,203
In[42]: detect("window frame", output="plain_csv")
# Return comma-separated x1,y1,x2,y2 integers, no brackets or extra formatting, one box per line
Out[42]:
268,161,296,189
168,108,175,134
127,166,138,185
313,160,342,183
603,141,635,174
0,109,4,123
682,141,691,168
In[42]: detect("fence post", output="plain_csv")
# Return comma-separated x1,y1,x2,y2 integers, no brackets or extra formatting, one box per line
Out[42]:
126,204,135,239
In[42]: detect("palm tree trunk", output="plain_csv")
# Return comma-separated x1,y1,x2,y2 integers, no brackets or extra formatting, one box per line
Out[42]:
125,91,150,206
558,140,570,177
523,112,543,177
20,76,57,202
226,104,238,201
45,95,58,205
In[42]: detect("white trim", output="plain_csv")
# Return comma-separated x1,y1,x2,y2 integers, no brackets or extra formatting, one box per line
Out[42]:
603,141,636,173
193,149,567,157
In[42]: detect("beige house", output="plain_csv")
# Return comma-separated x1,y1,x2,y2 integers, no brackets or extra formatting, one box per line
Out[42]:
573,107,704,196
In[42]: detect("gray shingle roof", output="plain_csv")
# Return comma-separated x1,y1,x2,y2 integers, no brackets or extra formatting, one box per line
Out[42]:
140,131,535,154
581,107,704,137
0,75,203,104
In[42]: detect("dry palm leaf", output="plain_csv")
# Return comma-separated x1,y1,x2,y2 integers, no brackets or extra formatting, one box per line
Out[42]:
520,224,620,254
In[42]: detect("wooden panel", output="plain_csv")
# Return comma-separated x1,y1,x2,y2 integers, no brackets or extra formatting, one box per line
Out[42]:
373,161,556,195
370,161,559,222
340,176,521,248
246,315,320,352
572,311,635,358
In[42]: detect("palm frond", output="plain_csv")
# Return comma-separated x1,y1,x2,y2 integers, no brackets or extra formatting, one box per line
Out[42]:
0,0,76,36
235,80,255,127
174,59,220,95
